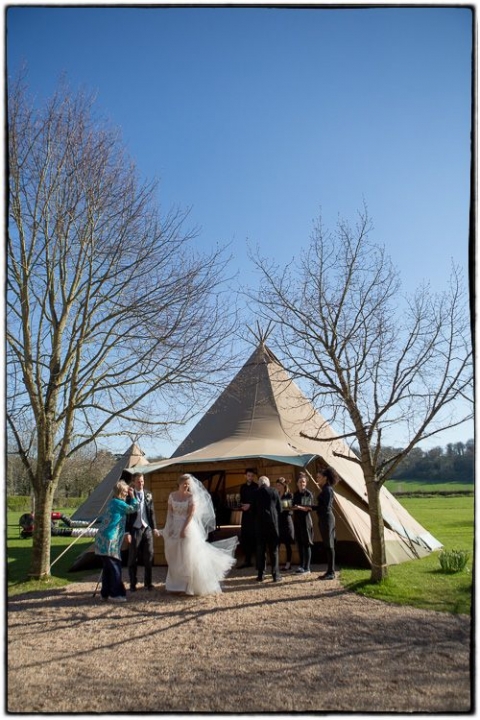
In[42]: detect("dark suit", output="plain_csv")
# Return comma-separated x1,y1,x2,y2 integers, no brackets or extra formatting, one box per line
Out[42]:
252,485,282,580
125,490,157,589
240,481,258,565
316,484,336,574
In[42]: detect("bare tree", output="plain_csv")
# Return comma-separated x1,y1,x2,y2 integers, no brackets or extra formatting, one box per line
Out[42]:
7,75,236,578
252,207,473,582
7,453,33,497
55,447,117,499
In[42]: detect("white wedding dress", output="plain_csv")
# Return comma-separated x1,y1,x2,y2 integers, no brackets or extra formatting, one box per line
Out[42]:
163,494,238,596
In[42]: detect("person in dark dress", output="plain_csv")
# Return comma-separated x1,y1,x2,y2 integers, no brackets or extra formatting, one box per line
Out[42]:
275,478,295,571
316,466,340,580
292,472,314,574
252,476,282,582
238,468,258,568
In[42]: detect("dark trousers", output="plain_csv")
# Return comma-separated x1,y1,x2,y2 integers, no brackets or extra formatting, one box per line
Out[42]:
256,534,280,579
101,556,125,599
128,526,154,588
282,543,293,563
325,545,335,574
297,543,312,571
241,515,256,564
319,515,336,574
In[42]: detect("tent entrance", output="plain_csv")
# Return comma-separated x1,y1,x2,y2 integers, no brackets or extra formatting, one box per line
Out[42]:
193,470,232,527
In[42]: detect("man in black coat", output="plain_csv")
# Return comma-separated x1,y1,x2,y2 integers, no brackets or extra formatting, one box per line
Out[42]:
252,475,282,582
125,473,160,591
238,468,258,568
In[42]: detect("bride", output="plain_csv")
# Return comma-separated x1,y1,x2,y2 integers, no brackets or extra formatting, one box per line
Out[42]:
161,473,238,595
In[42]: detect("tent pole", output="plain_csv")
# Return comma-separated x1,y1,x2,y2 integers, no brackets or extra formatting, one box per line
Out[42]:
49,516,99,572
92,569,103,598
304,467,321,490
49,485,116,573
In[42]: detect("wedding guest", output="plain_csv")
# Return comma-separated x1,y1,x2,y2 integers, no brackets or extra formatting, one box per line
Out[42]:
316,466,340,580
238,468,258,568
125,473,160,592
292,473,314,575
252,476,282,582
275,478,295,571
94,480,139,602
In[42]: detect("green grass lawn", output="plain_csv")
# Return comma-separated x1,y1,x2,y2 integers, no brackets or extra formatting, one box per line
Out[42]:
7,492,474,614
385,478,473,494
7,508,97,596
341,495,474,615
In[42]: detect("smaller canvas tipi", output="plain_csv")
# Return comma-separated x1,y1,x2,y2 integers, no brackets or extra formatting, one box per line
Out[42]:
71,443,149,522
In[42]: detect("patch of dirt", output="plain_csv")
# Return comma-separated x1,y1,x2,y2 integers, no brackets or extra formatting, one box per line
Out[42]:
7,565,472,713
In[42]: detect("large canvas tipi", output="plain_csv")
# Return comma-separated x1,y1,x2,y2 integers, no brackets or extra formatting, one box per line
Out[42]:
71,442,149,522
128,342,441,568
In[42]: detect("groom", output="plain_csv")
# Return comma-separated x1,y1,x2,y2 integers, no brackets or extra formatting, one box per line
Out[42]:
125,473,160,591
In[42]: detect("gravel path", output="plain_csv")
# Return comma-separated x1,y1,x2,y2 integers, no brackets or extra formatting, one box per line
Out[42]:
7,564,472,714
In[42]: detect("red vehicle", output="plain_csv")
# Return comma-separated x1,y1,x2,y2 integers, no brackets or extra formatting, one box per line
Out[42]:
18,512,63,538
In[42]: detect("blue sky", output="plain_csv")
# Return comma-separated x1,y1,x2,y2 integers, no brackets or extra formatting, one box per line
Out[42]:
6,5,473,457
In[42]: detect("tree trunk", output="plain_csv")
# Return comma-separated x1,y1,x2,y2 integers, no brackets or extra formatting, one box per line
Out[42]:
30,479,56,579
365,476,388,582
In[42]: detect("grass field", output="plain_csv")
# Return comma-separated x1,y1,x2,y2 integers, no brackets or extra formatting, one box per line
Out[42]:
385,478,473,494
7,492,474,614
7,508,96,596
341,495,474,615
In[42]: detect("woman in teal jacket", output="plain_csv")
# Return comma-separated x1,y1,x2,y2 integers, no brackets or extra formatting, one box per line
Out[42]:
95,480,139,602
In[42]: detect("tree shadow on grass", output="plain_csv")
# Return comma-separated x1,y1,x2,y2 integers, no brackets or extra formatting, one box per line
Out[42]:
341,577,378,592
7,541,97,586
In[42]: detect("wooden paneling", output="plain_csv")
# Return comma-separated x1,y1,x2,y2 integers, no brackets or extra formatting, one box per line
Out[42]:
150,459,322,566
